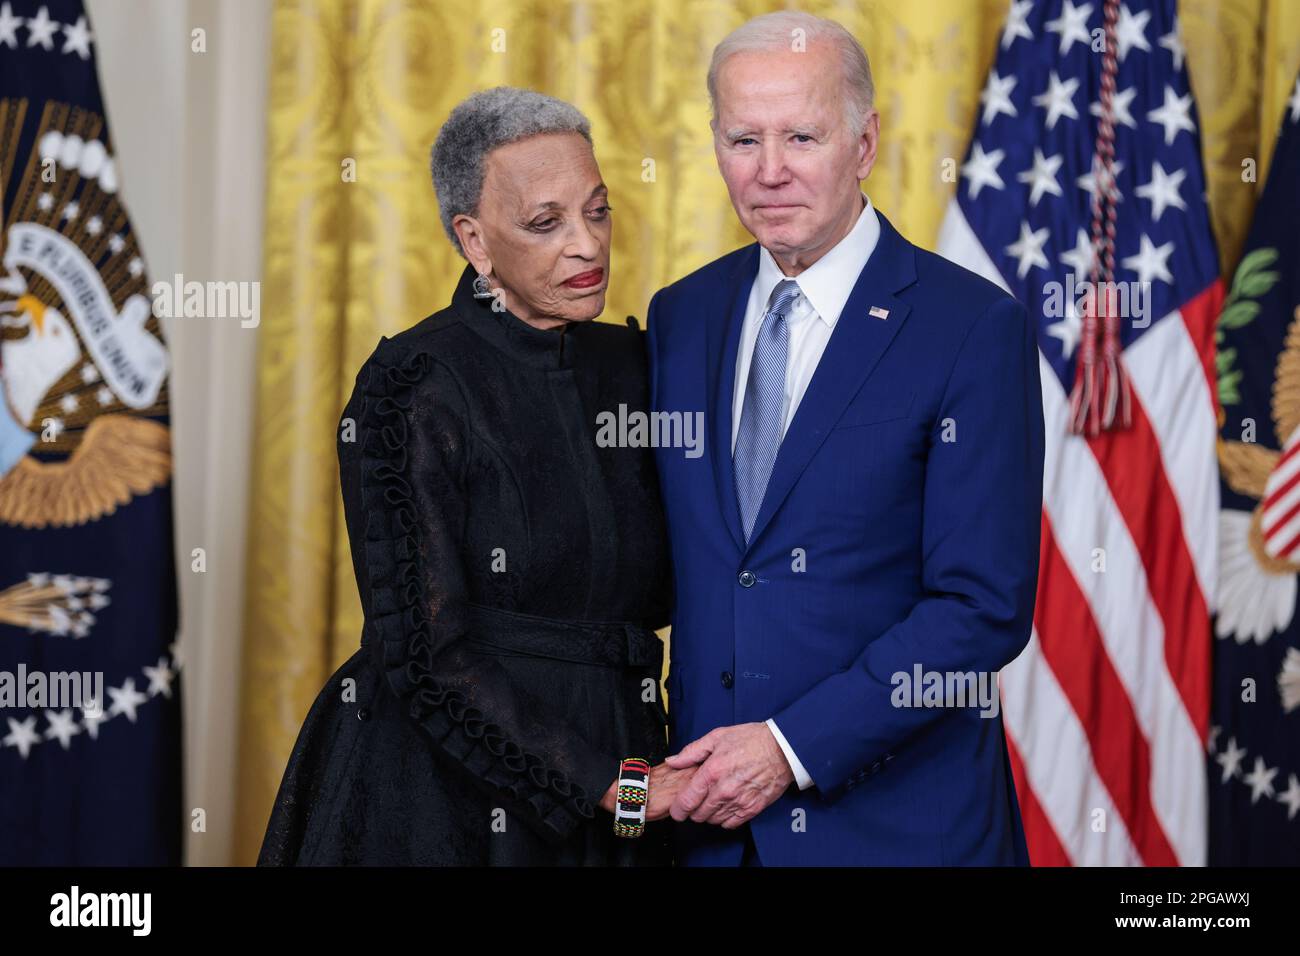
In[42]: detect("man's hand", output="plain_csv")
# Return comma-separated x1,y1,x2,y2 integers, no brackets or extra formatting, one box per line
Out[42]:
664,723,795,828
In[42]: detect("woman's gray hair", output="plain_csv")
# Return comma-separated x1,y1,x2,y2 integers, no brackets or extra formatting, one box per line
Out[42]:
430,86,593,257
707,11,875,136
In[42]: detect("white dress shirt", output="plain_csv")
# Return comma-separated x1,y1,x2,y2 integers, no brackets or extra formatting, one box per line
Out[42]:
730,192,882,791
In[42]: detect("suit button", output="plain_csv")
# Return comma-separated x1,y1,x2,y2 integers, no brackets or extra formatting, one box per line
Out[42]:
738,570,756,587
720,671,734,689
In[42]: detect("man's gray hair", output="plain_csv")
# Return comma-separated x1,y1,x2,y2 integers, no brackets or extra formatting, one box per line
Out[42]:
707,11,875,136
430,86,593,257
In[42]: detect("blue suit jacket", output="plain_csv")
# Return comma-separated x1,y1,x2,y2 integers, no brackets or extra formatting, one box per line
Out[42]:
647,212,1045,865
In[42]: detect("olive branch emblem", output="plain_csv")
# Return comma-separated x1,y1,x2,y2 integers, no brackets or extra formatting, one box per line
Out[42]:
1217,247,1281,407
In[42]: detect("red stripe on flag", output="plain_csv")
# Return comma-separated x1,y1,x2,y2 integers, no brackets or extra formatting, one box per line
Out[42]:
1085,398,1211,740
1262,495,1300,543
1179,281,1224,414
1262,455,1300,516
1005,729,1072,866
1035,514,1180,865
1267,524,1300,561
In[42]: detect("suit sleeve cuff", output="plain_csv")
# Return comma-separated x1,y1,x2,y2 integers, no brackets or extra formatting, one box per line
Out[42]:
766,718,814,790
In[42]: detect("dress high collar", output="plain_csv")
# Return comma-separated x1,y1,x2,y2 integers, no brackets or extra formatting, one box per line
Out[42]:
451,263,576,370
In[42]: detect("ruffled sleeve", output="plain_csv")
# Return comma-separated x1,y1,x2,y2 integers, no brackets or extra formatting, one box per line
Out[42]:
339,341,620,844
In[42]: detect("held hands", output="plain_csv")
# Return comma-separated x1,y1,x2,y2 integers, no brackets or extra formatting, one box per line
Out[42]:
598,722,794,828
663,722,794,828
599,762,700,820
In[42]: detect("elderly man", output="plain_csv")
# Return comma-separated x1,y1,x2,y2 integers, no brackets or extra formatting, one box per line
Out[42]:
647,11,1045,865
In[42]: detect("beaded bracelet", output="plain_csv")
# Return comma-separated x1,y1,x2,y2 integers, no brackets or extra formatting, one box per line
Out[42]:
612,757,650,838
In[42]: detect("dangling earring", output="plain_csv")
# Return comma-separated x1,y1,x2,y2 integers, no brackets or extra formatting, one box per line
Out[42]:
472,271,493,299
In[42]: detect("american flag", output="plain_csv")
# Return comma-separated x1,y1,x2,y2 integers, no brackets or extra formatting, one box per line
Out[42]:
938,0,1221,865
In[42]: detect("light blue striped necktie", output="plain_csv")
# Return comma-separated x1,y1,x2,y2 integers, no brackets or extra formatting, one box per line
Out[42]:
734,279,800,543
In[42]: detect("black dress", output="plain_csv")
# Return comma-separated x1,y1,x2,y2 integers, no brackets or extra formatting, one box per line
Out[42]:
257,264,672,865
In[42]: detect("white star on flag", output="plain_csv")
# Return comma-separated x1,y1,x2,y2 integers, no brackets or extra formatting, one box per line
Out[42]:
44,709,82,749
1005,221,1050,278
1017,148,1064,207
1243,756,1278,804
1122,233,1175,286
108,678,148,723
1114,3,1151,61
1147,85,1196,145
60,14,91,58
25,4,58,50
3,716,40,759
961,142,1006,199
1033,70,1080,130
1135,160,1187,222
1090,86,1138,129
1045,0,1093,55
144,657,176,698
1002,0,1033,49
980,71,1018,126
1277,774,1300,820
1059,228,1098,279
0,2,21,48
1076,155,1125,203
1216,737,1247,782
1158,19,1186,71
82,703,110,739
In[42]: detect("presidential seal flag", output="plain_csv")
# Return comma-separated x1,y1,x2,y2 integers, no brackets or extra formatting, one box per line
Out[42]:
938,0,1221,865
1210,66,1300,865
0,1,181,864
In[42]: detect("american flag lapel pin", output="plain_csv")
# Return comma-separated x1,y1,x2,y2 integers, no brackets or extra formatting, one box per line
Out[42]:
869,305,890,320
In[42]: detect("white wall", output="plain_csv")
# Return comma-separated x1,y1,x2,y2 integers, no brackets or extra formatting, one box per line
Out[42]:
89,0,272,866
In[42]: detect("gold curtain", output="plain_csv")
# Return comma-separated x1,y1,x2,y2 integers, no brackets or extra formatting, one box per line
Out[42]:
233,0,1300,863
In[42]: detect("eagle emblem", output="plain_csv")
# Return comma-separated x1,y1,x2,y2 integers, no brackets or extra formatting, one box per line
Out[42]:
1216,248,1300,657
0,98,171,528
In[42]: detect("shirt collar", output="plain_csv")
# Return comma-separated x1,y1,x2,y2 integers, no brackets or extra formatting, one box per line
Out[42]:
754,192,880,328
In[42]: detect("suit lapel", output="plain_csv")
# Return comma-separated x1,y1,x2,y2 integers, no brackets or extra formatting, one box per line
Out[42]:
706,245,758,553
744,213,918,550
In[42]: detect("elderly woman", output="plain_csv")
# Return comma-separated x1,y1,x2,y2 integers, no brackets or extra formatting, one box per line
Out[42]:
258,87,690,865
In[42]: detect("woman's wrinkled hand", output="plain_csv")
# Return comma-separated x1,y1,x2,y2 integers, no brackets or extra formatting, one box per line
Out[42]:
597,762,698,820
647,761,697,821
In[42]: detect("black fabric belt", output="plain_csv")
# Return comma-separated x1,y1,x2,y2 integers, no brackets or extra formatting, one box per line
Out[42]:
462,602,664,671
